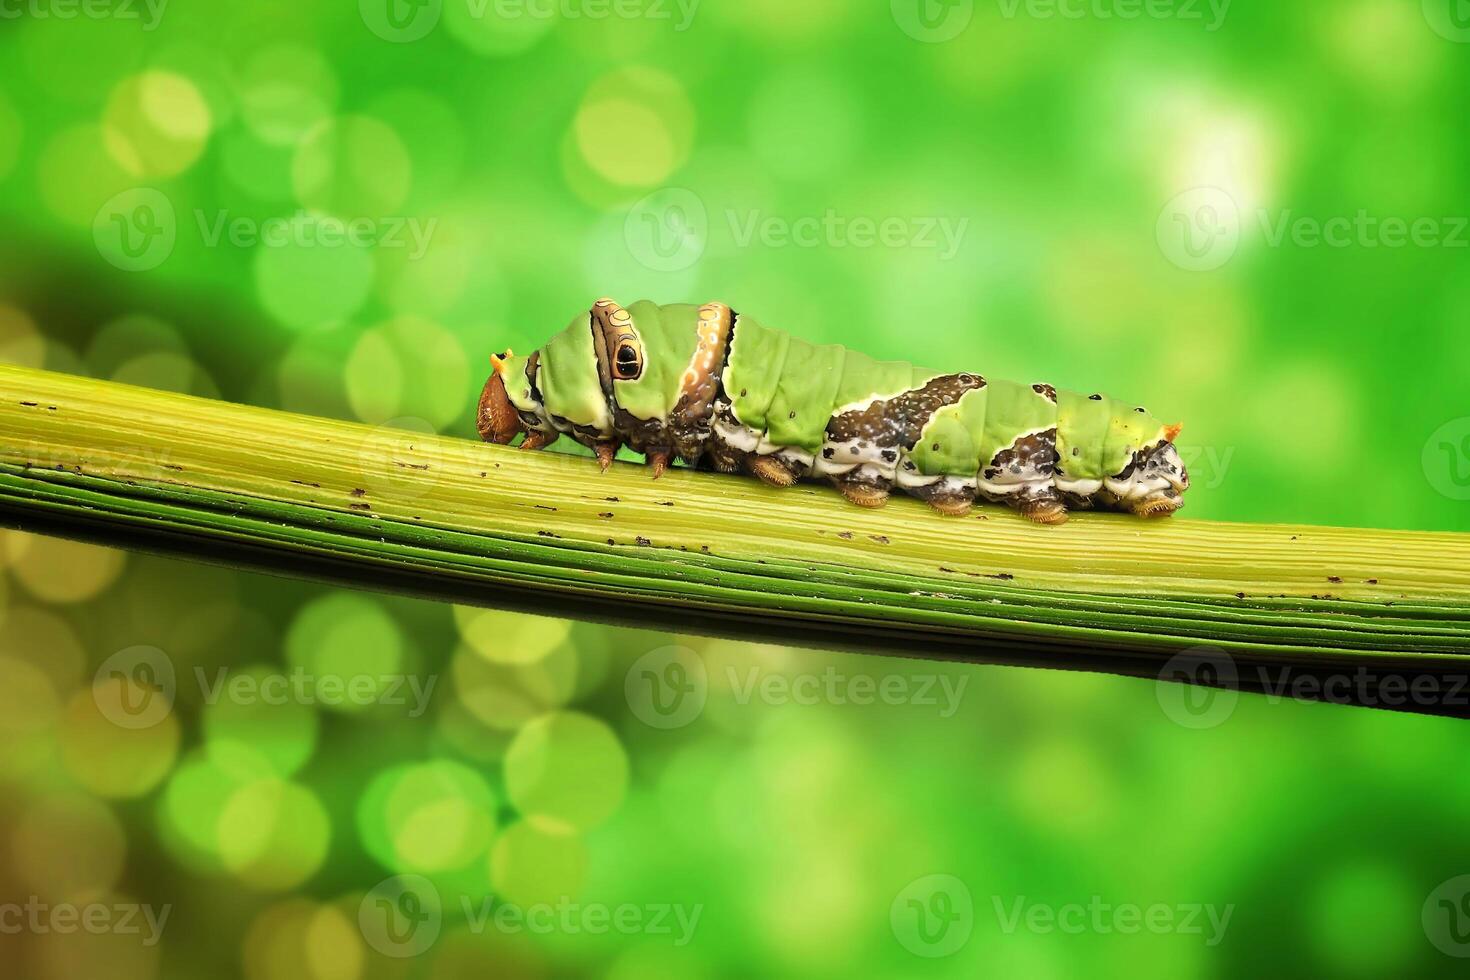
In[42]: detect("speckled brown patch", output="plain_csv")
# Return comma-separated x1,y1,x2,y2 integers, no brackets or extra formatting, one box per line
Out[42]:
1031,382,1057,403
826,373,985,448
982,427,1058,482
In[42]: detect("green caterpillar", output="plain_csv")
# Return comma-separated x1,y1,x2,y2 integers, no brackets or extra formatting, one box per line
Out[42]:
477,299,1189,523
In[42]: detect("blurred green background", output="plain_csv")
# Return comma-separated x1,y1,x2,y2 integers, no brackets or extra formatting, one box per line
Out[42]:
1,0,1469,977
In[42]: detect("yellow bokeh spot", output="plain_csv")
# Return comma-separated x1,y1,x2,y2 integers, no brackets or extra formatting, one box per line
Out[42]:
574,68,694,189
33,892,161,980
0,654,60,737
60,680,181,798
12,792,127,900
242,899,364,980
218,780,331,891
442,0,554,56
451,644,579,732
489,820,588,907
0,304,45,367
4,530,127,604
503,711,629,833
113,351,220,399
36,123,133,228
236,45,339,148
345,316,469,429
453,606,571,666
292,115,412,217
358,759,497,874
103,71,212,179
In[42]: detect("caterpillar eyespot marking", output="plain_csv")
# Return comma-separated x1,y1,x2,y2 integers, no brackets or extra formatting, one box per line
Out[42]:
479,299,1190,523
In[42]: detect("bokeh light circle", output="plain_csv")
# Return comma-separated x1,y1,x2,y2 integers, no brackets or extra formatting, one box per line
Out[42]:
285,593,405,715
218,779,331,890
242,899,365,980
292,114,412,216
489,820,589,907
37,124,133,228
252,212,376,331
60,681,181,798
442,0,554,56
12,792,127,900
453,606,571,666
4,532,126,603
357,760,497,874
102,71,213,179
451,643,579,732
202,664,320,777
237,45,339,148
574,67,695,188
0,304,46,367
503,711,629,832
345,316,470,428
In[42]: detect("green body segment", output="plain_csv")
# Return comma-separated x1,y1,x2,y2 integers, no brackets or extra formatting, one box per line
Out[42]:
1054,389,1111,480
1104,402,1160,476
724,313,791,434
613,301,702,422
909,386,989,477
763,341,847,452
976,380,1058,470
727,313,940,453
538,311,609,431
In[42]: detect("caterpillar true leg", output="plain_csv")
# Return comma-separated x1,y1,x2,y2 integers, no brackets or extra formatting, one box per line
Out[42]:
519,429,557,452
594,441,620,472
647,449,673,479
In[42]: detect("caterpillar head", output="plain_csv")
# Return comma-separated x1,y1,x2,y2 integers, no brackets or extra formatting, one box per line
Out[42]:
1127,426,1190,518
477,350,525,444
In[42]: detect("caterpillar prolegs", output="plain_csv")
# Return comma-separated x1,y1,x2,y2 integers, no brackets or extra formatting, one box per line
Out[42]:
477,299,1190,523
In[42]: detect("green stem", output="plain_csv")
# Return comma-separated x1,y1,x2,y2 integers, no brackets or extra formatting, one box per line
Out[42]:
0,365,1466,708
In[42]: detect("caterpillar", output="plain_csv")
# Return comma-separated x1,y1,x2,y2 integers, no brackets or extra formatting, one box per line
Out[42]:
477,299,1189,523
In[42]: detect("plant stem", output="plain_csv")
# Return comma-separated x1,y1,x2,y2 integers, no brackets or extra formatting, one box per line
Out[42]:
0,365,1466,713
